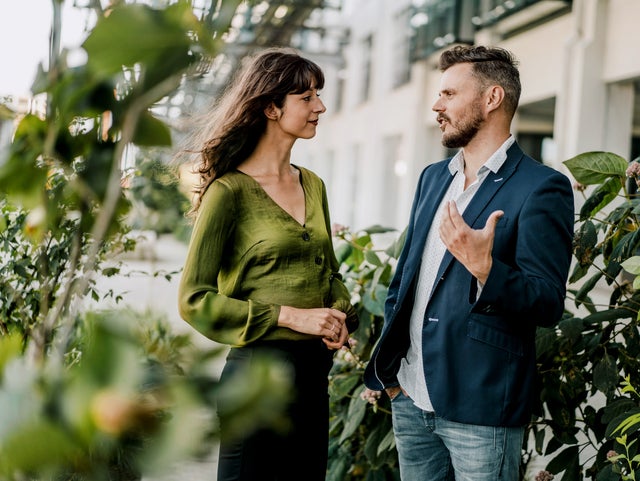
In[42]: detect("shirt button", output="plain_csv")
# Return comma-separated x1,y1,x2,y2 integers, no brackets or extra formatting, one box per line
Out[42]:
315,256,322,265
302,232,310,241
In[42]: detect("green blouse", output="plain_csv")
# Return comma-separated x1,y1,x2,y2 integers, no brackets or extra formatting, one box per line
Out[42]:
178,166,357,347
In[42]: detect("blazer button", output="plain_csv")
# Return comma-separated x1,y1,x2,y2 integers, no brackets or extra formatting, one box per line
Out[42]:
302,232,310,241
315,256,322,265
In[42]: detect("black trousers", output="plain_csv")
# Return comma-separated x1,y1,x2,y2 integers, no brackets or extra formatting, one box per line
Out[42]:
216,339,333,481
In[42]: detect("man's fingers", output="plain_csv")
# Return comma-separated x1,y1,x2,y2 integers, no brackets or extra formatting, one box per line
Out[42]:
446,201,466,228
484,210,504,233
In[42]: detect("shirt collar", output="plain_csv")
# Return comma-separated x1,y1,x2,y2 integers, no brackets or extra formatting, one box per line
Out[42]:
448,135,515,176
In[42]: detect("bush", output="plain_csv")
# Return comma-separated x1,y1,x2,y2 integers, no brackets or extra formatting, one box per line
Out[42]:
327,225,404,481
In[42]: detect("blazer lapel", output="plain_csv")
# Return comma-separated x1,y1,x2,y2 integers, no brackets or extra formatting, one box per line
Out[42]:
431,146,523,289
403,163,455,283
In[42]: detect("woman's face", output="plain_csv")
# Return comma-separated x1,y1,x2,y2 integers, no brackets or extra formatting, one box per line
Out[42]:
273,85,326,140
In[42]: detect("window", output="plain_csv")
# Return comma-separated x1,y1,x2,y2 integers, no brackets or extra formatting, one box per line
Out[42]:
392,8,411,88
361,35,373,103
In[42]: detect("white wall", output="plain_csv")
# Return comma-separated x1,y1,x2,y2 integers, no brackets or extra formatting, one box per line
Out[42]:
293,0,640,233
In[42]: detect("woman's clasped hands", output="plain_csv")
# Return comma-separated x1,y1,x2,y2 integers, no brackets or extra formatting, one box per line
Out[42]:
278,306,348,350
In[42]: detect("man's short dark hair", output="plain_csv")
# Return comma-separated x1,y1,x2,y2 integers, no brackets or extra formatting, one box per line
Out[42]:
439,45,521,118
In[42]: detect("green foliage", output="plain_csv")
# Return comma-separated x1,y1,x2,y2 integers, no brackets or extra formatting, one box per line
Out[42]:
125,150,191,236
530,152,640,480
0,1,282,479
606,377,640,480
0,308,291,480
0,197,135,346
328,225,403,481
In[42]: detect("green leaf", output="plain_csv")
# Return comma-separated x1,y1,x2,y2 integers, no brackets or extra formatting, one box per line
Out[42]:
558,318,584,342
83,4,193,77
0,115,49,206
364,424,387,467
334,242,353,264
605,229,640,280
377,426,395,454
329,373,361,400
0,421,81,472
0,335,23,380
362,225,396,235
595,464,620,481
385,226,407,259
133,111,172,147
583,308,633,325
622,256,640,275
535,427,546,455
574,272,602,308
362,284,387,317
546,445,579,477
326,455,350,481
536,327,558,359
339,387,367,444
364,250,383,267
568,262,590,284
563,151,628,185
578,176,622,220
611,412,640,436
593,354,618,394
573,220,598,265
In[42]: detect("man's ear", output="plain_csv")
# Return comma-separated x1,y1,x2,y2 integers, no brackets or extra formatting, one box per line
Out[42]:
264,103,279,120
486,85,505,114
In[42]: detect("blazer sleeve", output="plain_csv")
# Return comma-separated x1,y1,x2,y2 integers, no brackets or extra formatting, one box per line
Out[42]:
479,170,574,327
177,181,279,346
384,166,428,320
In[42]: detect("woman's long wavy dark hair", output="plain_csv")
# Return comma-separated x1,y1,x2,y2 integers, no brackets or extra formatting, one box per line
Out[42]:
185,47,325,215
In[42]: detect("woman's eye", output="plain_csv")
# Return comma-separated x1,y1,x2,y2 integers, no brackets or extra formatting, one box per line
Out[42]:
302,96,311,101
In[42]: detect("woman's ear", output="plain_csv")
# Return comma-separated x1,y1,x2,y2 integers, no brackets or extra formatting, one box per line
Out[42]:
264,103,279,120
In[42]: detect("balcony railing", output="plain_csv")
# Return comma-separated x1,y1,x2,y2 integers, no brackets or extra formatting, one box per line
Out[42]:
410,0,572,61
471,0,572,29
410,0,475,61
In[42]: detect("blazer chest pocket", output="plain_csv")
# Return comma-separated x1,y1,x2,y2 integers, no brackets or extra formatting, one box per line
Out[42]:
467,313,523,357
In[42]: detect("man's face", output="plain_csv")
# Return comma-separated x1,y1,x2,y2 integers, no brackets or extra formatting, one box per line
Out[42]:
432,63,486,148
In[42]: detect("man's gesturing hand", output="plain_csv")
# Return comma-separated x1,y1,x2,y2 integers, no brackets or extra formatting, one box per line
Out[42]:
439,201,504,284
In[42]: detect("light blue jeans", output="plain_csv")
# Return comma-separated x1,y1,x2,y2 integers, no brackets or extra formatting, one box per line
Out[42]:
391,392,524,481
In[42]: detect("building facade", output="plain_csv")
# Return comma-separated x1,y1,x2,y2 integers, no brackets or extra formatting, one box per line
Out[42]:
293,0,640,232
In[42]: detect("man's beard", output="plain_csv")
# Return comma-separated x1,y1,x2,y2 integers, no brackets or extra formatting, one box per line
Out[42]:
440,105,484,149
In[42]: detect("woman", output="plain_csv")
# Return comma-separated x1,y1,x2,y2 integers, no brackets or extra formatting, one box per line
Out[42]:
178,48,358,481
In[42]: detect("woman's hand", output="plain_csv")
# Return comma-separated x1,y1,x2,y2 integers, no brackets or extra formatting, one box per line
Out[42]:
322,322,349,350
278,306,346,349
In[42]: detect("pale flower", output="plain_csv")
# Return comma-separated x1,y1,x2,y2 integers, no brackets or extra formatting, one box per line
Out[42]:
626,161,640,178
360,388,382,405
331,223,348,236
535,470,554,481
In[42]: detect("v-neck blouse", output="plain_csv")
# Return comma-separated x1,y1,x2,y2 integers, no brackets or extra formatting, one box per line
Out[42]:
178,166,356,347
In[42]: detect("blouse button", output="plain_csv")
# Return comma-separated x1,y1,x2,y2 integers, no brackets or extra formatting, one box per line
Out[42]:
302,232,310,241
315,256,322,265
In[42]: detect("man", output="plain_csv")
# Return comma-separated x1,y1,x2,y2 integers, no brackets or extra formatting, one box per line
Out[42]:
363,45,574,480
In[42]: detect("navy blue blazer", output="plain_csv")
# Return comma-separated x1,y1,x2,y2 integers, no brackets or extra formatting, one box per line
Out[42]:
364,143,574,427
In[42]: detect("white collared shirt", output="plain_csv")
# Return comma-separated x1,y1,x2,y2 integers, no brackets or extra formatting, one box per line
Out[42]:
396,136,515,412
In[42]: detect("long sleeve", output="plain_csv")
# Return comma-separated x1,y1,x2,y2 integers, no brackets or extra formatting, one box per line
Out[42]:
178,181,279,347
478,170,574,326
